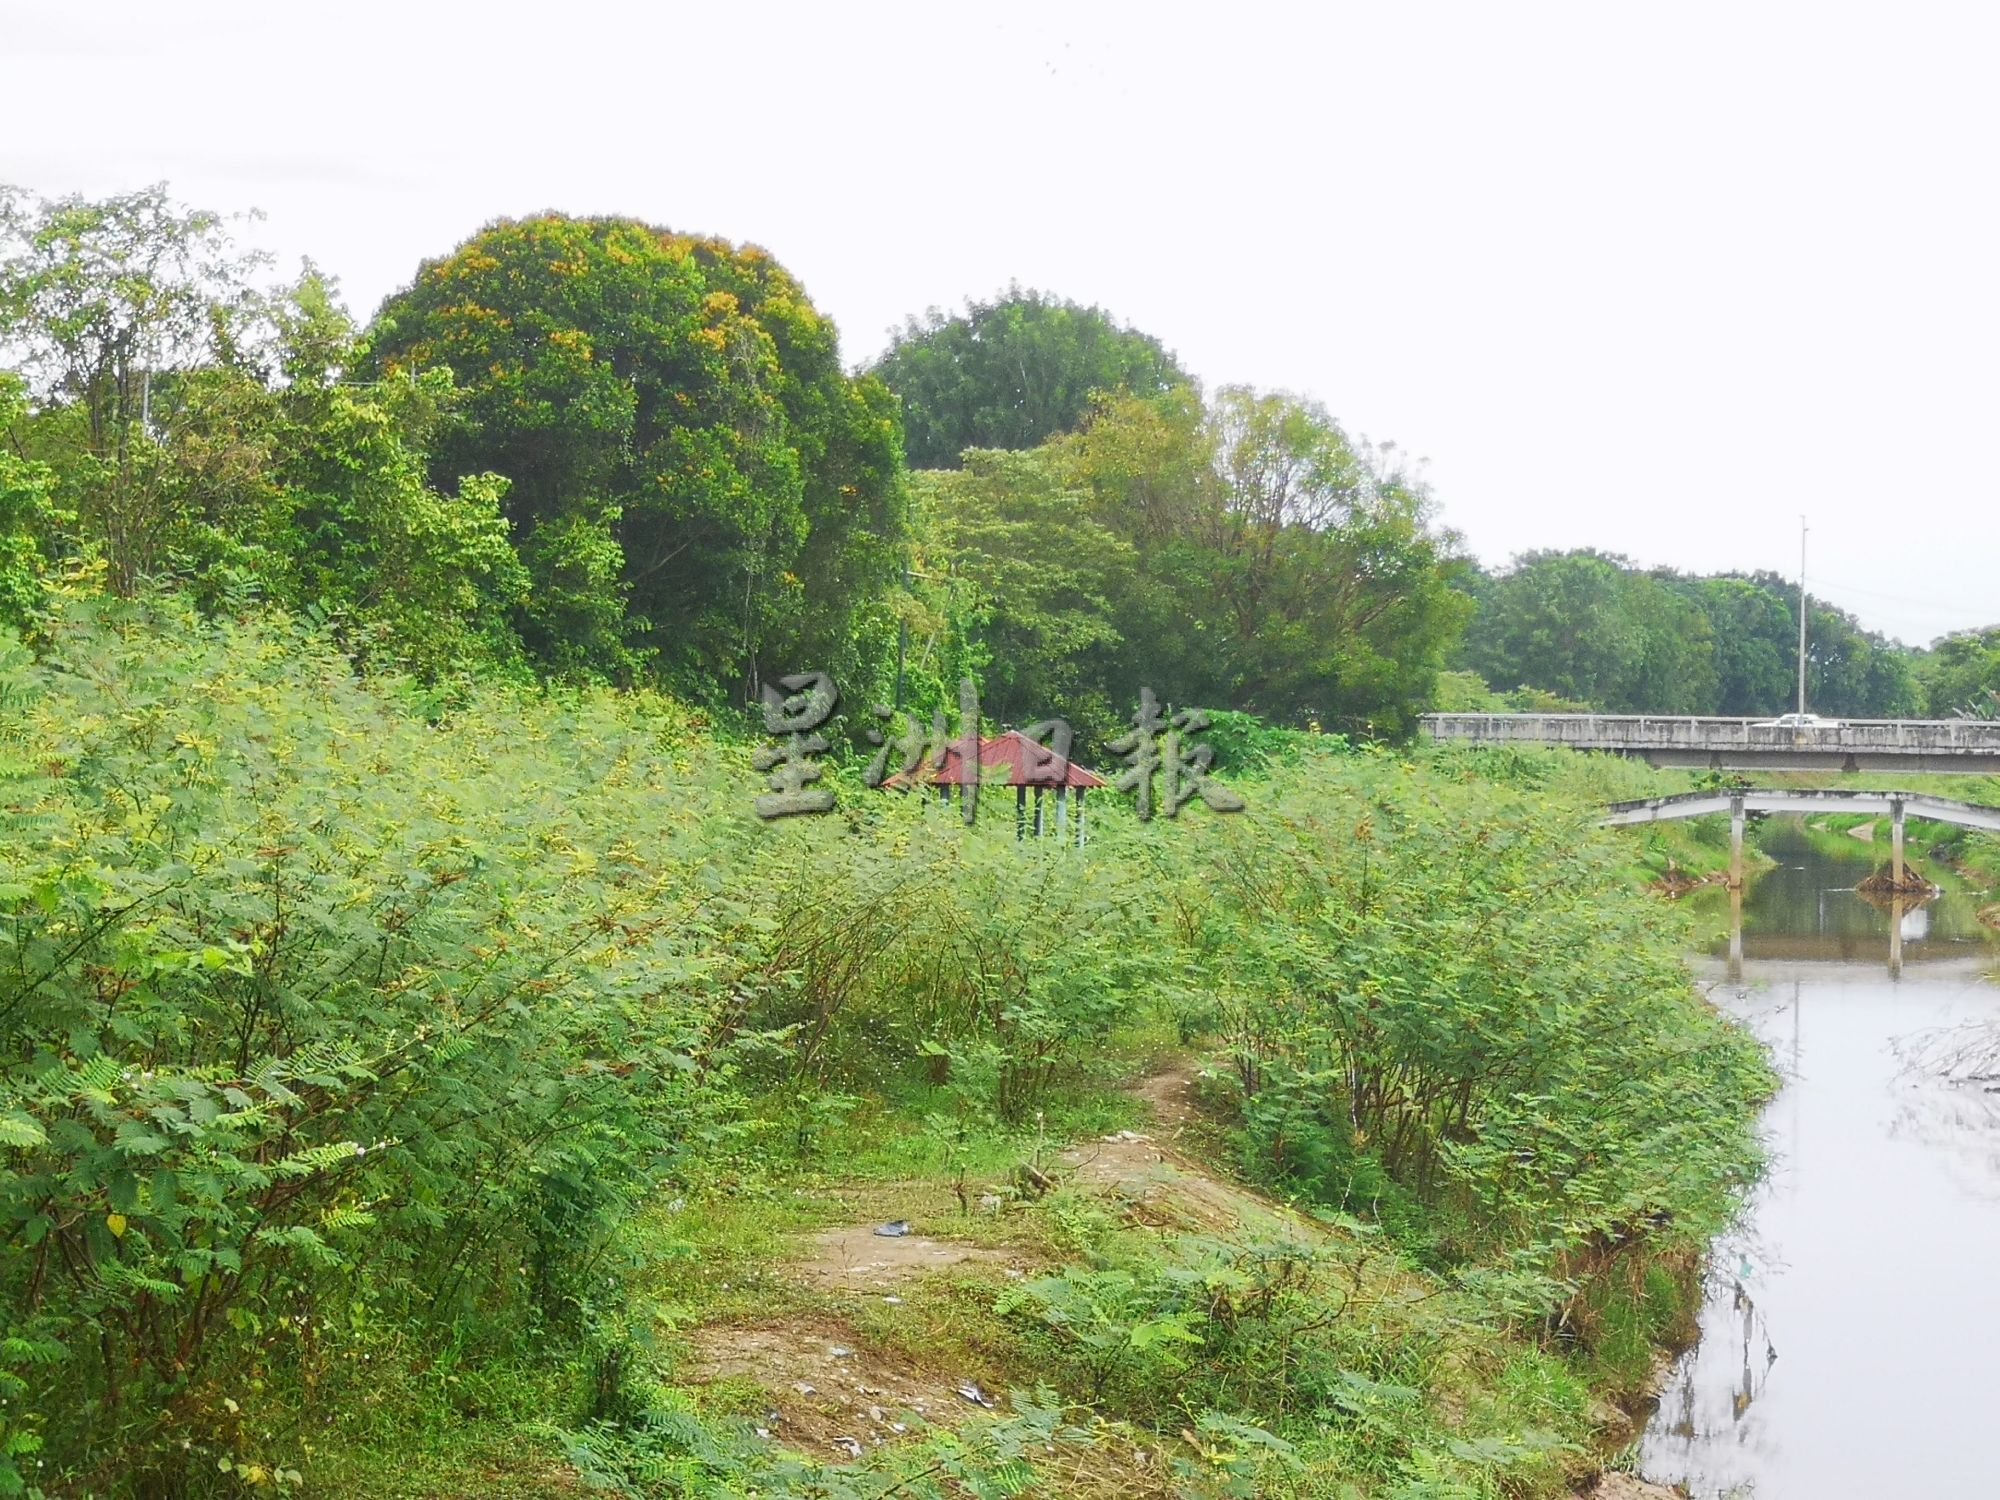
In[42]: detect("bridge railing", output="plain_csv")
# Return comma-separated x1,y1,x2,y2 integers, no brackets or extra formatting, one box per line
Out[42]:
1420,714,2000,754
1599,787,2000,834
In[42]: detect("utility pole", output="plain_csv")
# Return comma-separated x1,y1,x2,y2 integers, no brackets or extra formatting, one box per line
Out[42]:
1796,516,1809,717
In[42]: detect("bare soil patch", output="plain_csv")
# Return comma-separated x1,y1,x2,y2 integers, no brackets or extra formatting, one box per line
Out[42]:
672,1220,1035,1460
1131,1064,1201,1133
686,1317,991,1458
1055,1062,1320,1238
1060,1128,1280,1234
792,1224,1027,1290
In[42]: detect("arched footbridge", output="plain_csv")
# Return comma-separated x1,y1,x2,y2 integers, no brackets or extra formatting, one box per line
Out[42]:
1602,788,2000,885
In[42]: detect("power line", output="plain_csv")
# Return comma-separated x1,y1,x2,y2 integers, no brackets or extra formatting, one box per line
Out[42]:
1809,574,1997,622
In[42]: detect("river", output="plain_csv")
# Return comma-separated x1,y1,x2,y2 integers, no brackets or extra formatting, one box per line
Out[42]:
1638,820,2000,1497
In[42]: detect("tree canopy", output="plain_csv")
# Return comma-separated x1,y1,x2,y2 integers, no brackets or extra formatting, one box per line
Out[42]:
901,385,1471,742
870,287,1189,467
365,214,906,694
1460,551,1920,718
1460,551,1716,714
0,182,1945,740
1919,625,2000,718
915,449,1133,744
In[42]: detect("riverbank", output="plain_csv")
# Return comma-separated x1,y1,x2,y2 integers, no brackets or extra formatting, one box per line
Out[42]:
1589,1477,1681,1500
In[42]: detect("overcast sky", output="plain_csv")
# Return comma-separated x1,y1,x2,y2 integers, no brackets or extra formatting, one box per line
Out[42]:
5,0,1995,645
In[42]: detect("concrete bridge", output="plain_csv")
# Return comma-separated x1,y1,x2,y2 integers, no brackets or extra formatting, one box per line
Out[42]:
1601,787,2000,888
1423,713,2000,773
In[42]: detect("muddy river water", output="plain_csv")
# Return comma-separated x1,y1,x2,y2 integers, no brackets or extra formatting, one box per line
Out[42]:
1638,823,2000,1497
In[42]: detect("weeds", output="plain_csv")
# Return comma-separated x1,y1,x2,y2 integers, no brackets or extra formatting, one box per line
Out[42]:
0,603,1772,1496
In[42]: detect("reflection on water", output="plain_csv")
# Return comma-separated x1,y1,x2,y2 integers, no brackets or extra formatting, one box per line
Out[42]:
1686,819,1994,971
1639,819,2000,1498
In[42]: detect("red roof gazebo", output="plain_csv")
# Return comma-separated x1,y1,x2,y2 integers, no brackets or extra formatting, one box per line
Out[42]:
884,729,1106,842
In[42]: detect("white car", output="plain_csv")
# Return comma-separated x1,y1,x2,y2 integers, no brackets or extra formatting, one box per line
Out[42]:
1753,712,1842,729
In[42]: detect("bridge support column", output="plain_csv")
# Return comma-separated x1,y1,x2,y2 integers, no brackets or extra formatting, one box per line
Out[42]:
1729,795,1746,889
1727,883,1743,984
1891,798,1906,888
1890,897,1905,980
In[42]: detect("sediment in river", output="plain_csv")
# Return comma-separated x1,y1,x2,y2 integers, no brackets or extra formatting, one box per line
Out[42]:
1855,861,1938,898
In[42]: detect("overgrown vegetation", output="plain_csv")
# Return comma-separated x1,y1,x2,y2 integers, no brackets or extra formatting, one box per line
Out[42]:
0,181,1797,1498
0,189,1472,744
1,597,1773,1496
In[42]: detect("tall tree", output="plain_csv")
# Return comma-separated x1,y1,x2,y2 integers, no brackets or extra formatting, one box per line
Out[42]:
0,375,61,629
0,188,528,676
871,287,1188,468
1459,551,1644,709
0,183,268,589
914,449,1133,744
365,215,905,694
1059,387,1470,737
1707,570,1918,718
1619,573,1720,715
1683,575,1796,716
1920,626,2000,718
1463,553,1720,715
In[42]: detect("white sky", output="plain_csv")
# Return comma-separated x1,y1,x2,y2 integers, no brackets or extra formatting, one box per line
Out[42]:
4,0,1996,646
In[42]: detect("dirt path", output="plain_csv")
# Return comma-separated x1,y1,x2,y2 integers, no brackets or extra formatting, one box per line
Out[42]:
678,1060,1686,1495
680,1060,1307,1468
791,1224,1025,1290
1131,1063,1201,1131
686,1316,990,1457
1058,1060,1323,1238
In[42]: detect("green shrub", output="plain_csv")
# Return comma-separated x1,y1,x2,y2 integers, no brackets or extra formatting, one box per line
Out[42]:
0,594,767,1487
0,590,1775,1495
1193,752,1774,1290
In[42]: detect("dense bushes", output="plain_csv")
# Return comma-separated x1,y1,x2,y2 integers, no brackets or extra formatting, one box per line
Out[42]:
0,599,1770,1494
1192,754,1771,1272
0,595,763,1488
744,818,1176,1120
0,180,1791,1500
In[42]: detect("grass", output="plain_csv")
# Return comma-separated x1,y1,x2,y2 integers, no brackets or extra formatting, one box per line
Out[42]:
184,761,1755,1499
566,1050,1713,1498
251,1050,1724,1500
268,1351,585,1498
1566,1251,1702,1406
